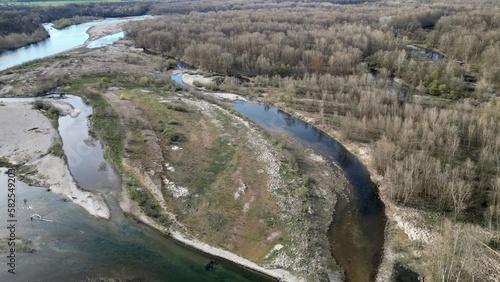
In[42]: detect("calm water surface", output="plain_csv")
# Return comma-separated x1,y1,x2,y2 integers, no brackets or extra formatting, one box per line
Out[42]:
0,99,272,280
172,72,387,281
0,16,150,72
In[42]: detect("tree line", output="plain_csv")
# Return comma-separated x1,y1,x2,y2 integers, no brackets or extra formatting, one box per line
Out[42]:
126,0,500,233
0,2,150,52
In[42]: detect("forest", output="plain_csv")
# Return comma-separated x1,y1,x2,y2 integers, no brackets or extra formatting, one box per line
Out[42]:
125,0,500,279
0,2,150,51
1,0,499,280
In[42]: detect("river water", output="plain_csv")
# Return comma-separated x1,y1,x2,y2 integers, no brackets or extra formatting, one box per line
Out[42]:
171,73,387,281
0,95,273,281
0,14,428,281
0,19,273,282
0,16,150,72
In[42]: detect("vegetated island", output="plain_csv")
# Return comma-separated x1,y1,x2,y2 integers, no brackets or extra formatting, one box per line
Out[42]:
1,0,500,281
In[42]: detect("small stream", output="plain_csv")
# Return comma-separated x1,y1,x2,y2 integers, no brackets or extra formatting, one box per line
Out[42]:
171,72,387,281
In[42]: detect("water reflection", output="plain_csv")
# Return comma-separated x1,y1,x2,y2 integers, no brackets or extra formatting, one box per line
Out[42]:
0,16,151,71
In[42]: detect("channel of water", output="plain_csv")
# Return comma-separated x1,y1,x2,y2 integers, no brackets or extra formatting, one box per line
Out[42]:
0,95,274,281
0,16,439,281
171,72,387,281
0,17,275,281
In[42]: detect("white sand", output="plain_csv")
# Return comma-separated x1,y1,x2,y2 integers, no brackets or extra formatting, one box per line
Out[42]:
0,102,110,219
0,103,56,165
181,73,249,101
181,73,214,86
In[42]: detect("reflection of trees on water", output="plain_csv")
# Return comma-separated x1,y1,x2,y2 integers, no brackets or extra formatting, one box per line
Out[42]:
277,109,297,128
314,128,324,142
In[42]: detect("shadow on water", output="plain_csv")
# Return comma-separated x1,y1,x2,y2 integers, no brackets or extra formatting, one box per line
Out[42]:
232,100,386,282
393,264,421,282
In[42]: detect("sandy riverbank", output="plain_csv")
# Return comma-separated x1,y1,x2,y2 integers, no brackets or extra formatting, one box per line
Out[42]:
86,21,127,43
118,188,303,282
0,101,110,219
180,73,249,102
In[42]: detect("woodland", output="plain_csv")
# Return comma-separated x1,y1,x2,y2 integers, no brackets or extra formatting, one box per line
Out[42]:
0,2,150,51
125,0,500,279
1,0,499,280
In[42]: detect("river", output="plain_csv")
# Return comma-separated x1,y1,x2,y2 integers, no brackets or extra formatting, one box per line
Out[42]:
171,73,387,281
0,16,150,72
0,18,274,282
0,15,427,281
0,95,274,282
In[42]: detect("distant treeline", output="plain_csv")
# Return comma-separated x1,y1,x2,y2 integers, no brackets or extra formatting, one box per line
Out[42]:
149,0,379,15
126,0,500,243
0,2,150,52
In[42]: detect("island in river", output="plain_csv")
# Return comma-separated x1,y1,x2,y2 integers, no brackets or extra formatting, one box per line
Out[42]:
0,19,350,281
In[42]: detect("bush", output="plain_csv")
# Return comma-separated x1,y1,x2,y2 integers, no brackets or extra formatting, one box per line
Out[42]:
162,127,186,143
166,103,188,112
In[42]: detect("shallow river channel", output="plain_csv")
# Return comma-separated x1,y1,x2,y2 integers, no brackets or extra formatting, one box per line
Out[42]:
0,19,274,282
171,73,387,281
0,14,397,281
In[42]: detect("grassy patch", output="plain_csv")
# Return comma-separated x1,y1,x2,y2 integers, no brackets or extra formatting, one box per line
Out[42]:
166,103,188,112
123,171,170,227
192,137,235,194
32,100,60,127
0,156,11,167
50,141,64,158
62,77,125,166
82,91,124,166
162,126,186,143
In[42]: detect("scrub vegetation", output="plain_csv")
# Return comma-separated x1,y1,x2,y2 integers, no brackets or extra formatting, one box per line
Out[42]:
124,0,500,280
2,0,500,280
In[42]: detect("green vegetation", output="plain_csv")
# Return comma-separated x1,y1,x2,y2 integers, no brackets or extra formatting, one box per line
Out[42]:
0,156,11,167
31,100,60,127
123,171,170,227
64,77,125,166
124,1,500,279
166,103,188,112
192,137,235,194
50,141,64,158
162,126,186,143
84,91,124,165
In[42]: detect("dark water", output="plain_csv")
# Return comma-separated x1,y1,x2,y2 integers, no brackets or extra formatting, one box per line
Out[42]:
394,264,420,282
171,72,387,281
232,101,386,282
0,16,151,72
0,96,273,282
407,45,445,61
